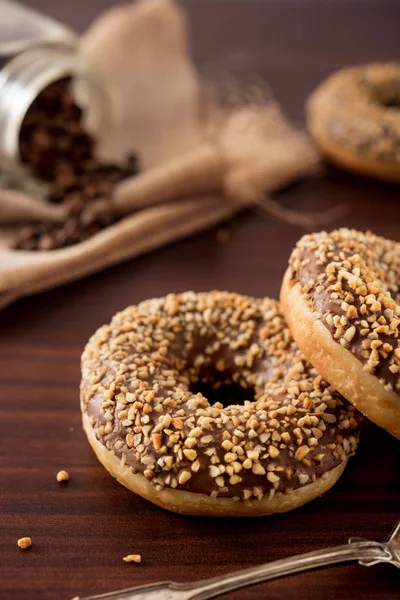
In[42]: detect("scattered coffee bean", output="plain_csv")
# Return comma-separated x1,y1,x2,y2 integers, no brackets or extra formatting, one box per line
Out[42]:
13,77,138,251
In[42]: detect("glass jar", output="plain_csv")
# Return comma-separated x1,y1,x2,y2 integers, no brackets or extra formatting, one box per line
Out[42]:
0,0,116,191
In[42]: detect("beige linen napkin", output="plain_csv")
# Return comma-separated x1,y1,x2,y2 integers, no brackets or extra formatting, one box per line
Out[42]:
0,0,319,311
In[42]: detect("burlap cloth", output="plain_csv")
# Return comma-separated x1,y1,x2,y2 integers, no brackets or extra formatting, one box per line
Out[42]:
0,0,320,310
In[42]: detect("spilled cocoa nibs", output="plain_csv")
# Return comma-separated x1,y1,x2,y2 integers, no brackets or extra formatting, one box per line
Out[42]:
14,77,138,251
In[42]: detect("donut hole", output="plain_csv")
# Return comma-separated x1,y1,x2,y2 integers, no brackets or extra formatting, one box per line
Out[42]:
189,368,256,408
371,81,400,108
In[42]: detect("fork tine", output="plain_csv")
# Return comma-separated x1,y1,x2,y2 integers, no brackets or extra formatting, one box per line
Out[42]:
387,519,400,542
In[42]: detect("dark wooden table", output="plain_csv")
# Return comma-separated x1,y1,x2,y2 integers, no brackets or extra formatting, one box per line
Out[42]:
1,1,400,599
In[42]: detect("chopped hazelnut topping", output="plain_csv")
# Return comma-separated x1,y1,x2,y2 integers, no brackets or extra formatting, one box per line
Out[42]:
81,291,361,503
289,229,400,393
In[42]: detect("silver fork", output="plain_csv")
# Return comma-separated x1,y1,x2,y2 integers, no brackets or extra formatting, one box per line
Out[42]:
81,519,400,600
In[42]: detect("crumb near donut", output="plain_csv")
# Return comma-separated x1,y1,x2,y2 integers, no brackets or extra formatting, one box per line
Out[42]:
216,228,230,244
123,554,142,563
81,292,361,516
17,537,32,550
56,470,70,482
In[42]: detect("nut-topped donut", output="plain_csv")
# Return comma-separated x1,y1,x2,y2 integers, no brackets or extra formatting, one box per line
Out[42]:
281,229,400,440
307,63,400,182
81,291,361,517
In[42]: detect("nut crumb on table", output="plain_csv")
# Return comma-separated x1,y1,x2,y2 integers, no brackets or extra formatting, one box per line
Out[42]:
216,227,230,244
56,469,70,482
17,537,32,550
123,554,142,563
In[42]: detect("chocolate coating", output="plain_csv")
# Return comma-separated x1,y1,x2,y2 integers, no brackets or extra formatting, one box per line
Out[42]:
288,229,400,392
308,63,400,163
81,292,361,503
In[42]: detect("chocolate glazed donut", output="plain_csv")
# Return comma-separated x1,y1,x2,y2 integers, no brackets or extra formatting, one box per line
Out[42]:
281,229,400,440
81,292,361,516
307,63,400,182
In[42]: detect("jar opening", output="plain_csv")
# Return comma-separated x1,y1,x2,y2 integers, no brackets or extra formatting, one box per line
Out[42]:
0,44,117,191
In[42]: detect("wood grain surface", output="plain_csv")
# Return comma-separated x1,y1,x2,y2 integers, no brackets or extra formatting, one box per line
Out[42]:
1,1,400,599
